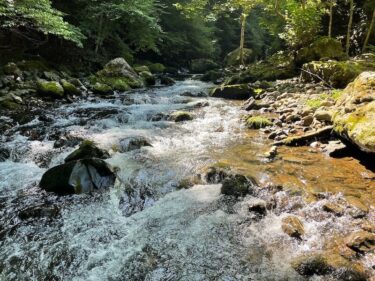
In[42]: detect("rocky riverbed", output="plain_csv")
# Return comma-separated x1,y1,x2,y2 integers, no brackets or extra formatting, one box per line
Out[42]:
0,72,374,280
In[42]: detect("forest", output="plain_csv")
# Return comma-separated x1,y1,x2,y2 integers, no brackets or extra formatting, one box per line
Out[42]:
0,0,375,280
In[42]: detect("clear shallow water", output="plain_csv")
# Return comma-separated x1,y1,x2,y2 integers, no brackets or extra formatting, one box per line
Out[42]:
0,80,373,280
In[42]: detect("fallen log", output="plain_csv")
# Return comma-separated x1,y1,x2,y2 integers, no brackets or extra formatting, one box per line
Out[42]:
273,126,334,147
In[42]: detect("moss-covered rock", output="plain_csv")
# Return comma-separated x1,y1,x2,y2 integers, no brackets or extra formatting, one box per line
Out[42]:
39,159,116,195
93,82,112,94
225,52,296,84
93,58,143,91
333,71,375,154
134,65,150,73
3,62,21,76
210,84,253,100
139,71,156,86
61,79,81,95
168,111,194,122
296,36,347,65
148,63,166,74
65,140,110,163
301,53,375,88
245,116,272,129
191,59,219,73
36,79,64,98
224,48,255,66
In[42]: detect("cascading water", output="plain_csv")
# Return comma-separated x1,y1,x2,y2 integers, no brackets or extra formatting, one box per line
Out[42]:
0,79,373,280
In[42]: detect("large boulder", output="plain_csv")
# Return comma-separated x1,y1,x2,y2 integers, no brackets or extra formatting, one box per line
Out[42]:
92,58,143,92
225,52,296,84
39,159,116,195
301,53,375,88
296,36,346,65
224,48,255,66
190,59,219,73
210,84,254,100
333,72,375,154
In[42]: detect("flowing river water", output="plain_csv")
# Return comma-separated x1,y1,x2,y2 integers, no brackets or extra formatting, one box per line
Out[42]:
0,79,374,280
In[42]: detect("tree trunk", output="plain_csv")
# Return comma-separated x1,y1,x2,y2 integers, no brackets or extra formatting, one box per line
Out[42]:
362,7,375,52
95,14,104,54
239,14,247,65
345,0,354,55
328,1,334,38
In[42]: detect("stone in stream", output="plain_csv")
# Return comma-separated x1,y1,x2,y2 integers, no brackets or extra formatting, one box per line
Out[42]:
18,204,60,220
210,84,254,100
291,252,367,280
117,136,152,152
282,215,305,239
346,196,369,218
40,158,116,195
313,109,333,122
221,174,254,197
65,140,110,163
345,230,375,253
248,200,267,217
168,111,194,122
322,202,345,216
36,79,64,98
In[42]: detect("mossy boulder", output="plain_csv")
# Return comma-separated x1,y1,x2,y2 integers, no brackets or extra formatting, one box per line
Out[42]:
168,111,194,122
93,82,112,94
61,79,80,95
134,65,150,73
225,52,296,84
301,53,375,88
190,59,219,73
36,79,64,98
93,58,143,91
148,63,166,74
333,72,375,154
296,36,347,65
139,71,156,86
39,159,116,195
65,141,110,163
3,62,21,76
245,116,272,129
210,84,253,100
224,48,255,66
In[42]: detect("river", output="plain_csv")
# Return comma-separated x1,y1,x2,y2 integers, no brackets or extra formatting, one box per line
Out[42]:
0,79,373,280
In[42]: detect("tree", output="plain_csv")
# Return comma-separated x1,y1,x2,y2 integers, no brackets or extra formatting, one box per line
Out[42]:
362,6,375,52
327,0,336,38
345,0,354,55
0,0,84,48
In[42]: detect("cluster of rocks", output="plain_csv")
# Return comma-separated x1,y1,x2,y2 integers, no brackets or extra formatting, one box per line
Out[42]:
0,58,175,114
195,163,375,280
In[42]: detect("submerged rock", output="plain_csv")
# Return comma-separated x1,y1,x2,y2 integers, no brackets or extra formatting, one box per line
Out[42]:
282,216,305,239
65,141,110,163
40,159,116,195
210,84,253,100
221,174,253,197
333,71,375,154
168,111,193,122
345,230,375,253
292,252,367,280
118,136,152,152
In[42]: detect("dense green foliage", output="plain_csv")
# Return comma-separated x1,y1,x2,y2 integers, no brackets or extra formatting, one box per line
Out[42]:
0,0,374,68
